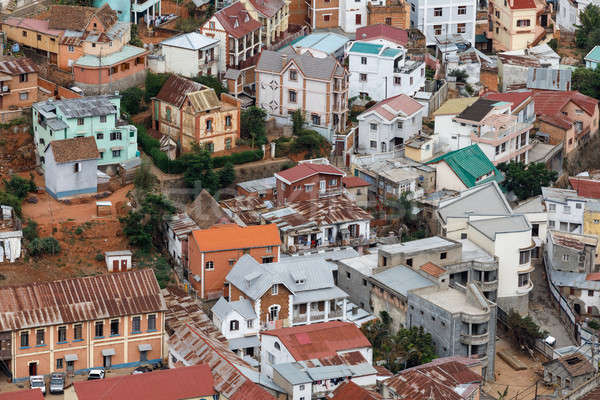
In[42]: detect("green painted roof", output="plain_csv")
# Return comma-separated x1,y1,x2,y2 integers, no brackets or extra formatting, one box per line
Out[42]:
74,45,146,67
381,48,402,57
348,42,383,55
427,144,504,188
585,45,600,63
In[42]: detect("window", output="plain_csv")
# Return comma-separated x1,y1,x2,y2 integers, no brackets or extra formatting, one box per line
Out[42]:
225,138,232,150
385,17,392,25
271,284,279,295
360,73,367,82
299,384,305,390
576,203,582,209
495,145,500,156
209,21,215,29
74,324,82,340
347,271,352,279
595,220,600,224
397,121,403,129
274,342,281,351
268,352,275,364
549,203,556,212
58,326,67,342
434,25,442,35
461,233,468,239
440,252,447,260
434,7,442,16
563,254,569,262
549,220,555,228
370,140,377,149
68,45,74,52
305,184,314,192
22,31,27,37
394,76,401,85
589,290,595,296
370,123,378,131
406,258,413,267
112,150,121,158
501,142,506,153
230,320,240,331
206,119,213,131
225,115,232,127
166,107,171,122
95,321,104,337
19,92,29,101
288,90,297,103
20,331,29,347
132,316,141,332
247,319,254,328
457,23,466,33
355,14,361,24
289,70,297,81
77,118,84,126
518,272,529,287
205,261,214,270
564,205,571,214
99,115,107,123
39,138,44,145
311,114,321,125
323,14,330,21
73,162,81,173
120,62,130,71
361,57,367,65
516,19,531,27
363,278,367,286
519,250,530,265
36,329,44,345
110,319,119,336
458,5,466,14
56,358,63,369
330,179,337,185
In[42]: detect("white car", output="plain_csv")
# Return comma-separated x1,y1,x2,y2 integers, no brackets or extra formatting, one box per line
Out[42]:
545,336,557,347
87,369,105,380
29,375,46,395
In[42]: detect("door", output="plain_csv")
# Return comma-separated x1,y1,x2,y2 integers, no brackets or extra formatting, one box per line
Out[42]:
319,180,326,193
120,259,127,272
112,260,119,272
140,351,148,362
28,362,37,376
103,355,112,368
67,361,74,374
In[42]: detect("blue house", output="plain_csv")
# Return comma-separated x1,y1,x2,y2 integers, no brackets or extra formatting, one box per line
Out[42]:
94,0,162,25
585,46,600,70
32,95,139,169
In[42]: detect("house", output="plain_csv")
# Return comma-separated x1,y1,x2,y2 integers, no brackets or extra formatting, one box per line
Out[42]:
186,189,232,229
405,135,435,162
543,354,595,391
584,200,600,264
2,18,62,67
93,0,162,24
444,48,491,86
32,95,138,168
489,0,538,51
43,137,99,199
67,364,217,400
0,205,22,264
154,32,220,77
238,0,289,48
274,160,345,206
513,195,547,259
432,97,478,145
220,196,274,225
330,381,382,400
0,57,38,114
585,46,600,70
0,269,166,380
427,145,503,192
212,297,259,358
356,94,424,154
380,358,483,399
547,230,597,274
286,32,349,60
152,75,241,155
225,250,353,331
366,0,412,29
259,321,372,378
256,48,349,138
104,250,132,272
347,41,425,101
408,0,476,46
237,177,277,200
557,0,599,32
0,390,44,400
342,176,370,208
356,24,410,47
542,187,586,234
481,90,535,123
497,44,560,91
164,213,199,268
187,223,281,299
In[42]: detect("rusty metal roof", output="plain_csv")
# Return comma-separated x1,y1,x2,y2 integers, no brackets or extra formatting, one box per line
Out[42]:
0,269,166,331
187,88,221,113
291,195,372,226
155,75,205,108
166,213,199,238
0,57,37,75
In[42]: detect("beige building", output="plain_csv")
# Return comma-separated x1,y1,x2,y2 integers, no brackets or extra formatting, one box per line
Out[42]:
489,0,538,51
239,0,290,48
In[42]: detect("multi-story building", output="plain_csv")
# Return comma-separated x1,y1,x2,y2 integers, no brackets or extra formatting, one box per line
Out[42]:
156,32,221,78
584,200,600,264
481,91,535,124
0,269,166,380
489,0,538,51
347,41,425,101
0,57,38,114
357,94,424,153
556,0,600,32
2,18,62,67
274,160,345,206
367,0,412,29
408,0,476,46
187,223,281,299
542,187,586,234
32,95,138,168
211,297,260,358
239,0,289,47
256,48,348,138
152,75,241,155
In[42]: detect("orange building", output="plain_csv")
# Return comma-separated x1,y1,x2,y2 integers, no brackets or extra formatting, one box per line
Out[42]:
0,57,38,113
187,224,281,299
0,269,166,381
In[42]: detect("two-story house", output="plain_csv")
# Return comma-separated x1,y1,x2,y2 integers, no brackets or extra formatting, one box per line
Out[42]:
152,75,241,155
357,93,424,153
408,0,476,46
32,95,138,168
187,223,281,299
274,160,345,206
255,47,349,137
489,0,538,51
542,187,586,234
0,57,38,114
2,18,62,67
211,297,260,358
157,32,221,78
0,269,166,380
347,40,425,101
481,91,535,124
239,0,289,47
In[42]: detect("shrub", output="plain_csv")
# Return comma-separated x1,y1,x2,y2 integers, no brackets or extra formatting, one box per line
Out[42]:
589,319,600,330
121,87,144,116
4,174,36,199
95,253,104,262
144,72,171,102
0,191,22,216
22,219,38,242
27,237,61,256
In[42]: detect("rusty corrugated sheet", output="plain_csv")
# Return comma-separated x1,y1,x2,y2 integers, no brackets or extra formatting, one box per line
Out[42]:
155,75,205,108
0,57,37,75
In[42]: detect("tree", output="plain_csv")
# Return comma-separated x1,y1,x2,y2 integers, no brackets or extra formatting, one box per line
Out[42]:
292,109,305,135
572,66,600,98
133,161,158,194
129,24,144,48
576,5,600,51
23,219,38,242
218,162,236,188
497,162,558,201
448,69,469,83
193,75,229,97
4,174,36,199
184,150,219,194
506,310,546,350
386,192,416,225
121,87,144,116
240,107,267,148
144,72,172,102
120,193,175,250
0,191,22,216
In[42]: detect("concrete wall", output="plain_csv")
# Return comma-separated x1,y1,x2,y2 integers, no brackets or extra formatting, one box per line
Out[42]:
74,68,147,95
337,261,373,311
44,148,97,199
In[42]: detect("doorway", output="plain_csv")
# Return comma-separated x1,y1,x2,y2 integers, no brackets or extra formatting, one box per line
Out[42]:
67,361,74,374
28,362,37,376
103,355,112,368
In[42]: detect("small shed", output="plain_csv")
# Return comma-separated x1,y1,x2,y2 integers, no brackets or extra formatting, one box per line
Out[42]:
105,250,133,272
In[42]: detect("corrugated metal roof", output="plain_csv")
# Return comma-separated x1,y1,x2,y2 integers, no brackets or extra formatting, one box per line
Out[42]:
257,49,343,81
155,75,205,108
0,57,37,75
34,95,118,119
0,269,166,331
371,265,435,296
187,88,221,113
161,32,219,50
427,145,503,188
437,182,512,223
527,68,572,91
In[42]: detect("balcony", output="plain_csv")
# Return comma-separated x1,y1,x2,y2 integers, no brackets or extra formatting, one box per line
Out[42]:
200,54,219,66
461,313,490,324
318,188,343,198
516,281,534,295
460,332,490,346
471,261,498,272
479,280,498,292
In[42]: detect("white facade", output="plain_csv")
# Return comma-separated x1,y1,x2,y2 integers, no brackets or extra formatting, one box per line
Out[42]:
556,0,600,32
543,190,586,234
105,250,132,272
339,0,368,32
347,41,425,101
157,34,221,78
408,0,477,46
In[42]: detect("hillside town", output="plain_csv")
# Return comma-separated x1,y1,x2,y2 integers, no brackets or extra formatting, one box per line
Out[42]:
0,0,599,398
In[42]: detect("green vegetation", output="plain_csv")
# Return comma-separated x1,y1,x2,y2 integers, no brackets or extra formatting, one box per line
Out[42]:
218,162,236,188
193,75,229,97
133,161,159,195
135,252,173,288
4,173,36,199
572,66,600,98
576,5,600,53
241,107,267,147
362,312,436,373
22,219,38,242
27,237,61,257
121,87,144,116
425,66,435,80
588,319,600,330
95,253,104,262
548,38,558,51
120,194,176,250
292,109,305,136
0,191,22,217
497,162,558,201
506,310,547,350
448,69,469,83
129,24,144,48
144,72,172,102
176,18,203,33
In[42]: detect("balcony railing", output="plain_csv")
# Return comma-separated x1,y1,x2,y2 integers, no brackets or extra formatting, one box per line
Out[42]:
318,188,343,198
461,313,490,324
460,332,489,346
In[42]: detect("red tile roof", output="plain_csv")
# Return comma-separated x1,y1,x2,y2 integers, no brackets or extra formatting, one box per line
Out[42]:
355,24,409,46
275,162,345,184
343,176,370,188
586,272,600,281
190,223,280,252
0,390,44,400
507,0,536,9
261,321,371,361
482,91,532,111
330,381,383,400
533,90,599,119
247,0,285,17
420,262,446,278
72,364,216,399
363,94,424,121
570,177,600,199
214,2,262,39
538,114,573,130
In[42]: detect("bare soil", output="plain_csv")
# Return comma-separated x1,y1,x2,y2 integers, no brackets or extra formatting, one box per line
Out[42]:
0,125,36,180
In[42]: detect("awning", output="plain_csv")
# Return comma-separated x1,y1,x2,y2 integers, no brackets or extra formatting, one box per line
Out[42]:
64,354,78,362
228,335,259,351
138,344,152,352
101,348,116,357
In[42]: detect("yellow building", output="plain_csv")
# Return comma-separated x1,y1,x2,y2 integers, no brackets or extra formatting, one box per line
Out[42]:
239,0,290,47
584,203,600,265
2,17,62,65
405,135,435,162
489,0,537,51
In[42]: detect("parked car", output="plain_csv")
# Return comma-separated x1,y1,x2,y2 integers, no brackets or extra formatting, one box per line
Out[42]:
49,372,65,394
29,375,46,395
87,369,105,380
132,365,152,375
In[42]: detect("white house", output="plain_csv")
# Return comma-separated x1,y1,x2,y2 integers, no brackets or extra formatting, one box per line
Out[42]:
408,0,477,46
542,187,586,234
154,32,221,77
164,213,199,267
105,250,133,272
513,195,548,259
211,297,259,358
347,40,425,101
357,93,424,153
557,0,600,32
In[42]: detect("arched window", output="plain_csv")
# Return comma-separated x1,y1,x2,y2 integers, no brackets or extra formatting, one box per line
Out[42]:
268,305,280,321
274,342,281,351
230,320,239,331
